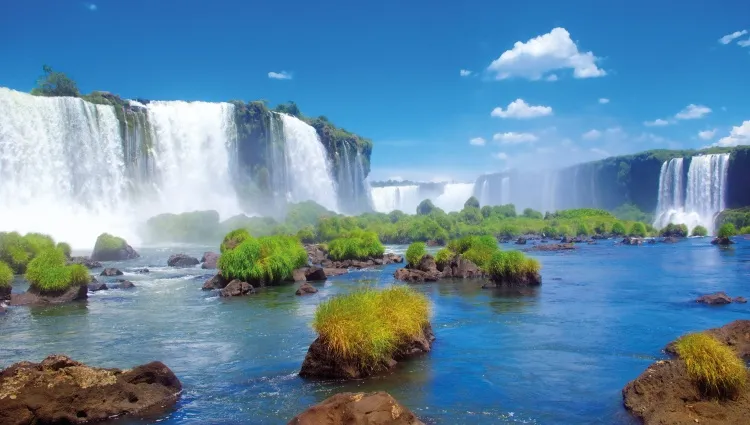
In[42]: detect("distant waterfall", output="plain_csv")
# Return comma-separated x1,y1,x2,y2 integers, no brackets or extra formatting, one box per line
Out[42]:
370,185,421,213
653,154,730,233
434,183,475,212
335,143,372,214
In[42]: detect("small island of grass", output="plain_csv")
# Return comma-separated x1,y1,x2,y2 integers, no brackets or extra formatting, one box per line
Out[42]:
712,223,737,246
691,225,708,237
327,230,384,261
674,332,746,398
217,234,307,286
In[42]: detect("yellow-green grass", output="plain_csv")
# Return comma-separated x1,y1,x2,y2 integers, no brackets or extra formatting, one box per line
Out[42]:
218,234,307,284
692,225,709,237
24,248,91,293
0,231,57,274
445,235,499,269
718,223,737,239
675,333,747,399
312,286,430,369
487,250,540,281
327,230,384,261
0,260,13,288
405,242,426,267
435,247,454,267
220,228,251,253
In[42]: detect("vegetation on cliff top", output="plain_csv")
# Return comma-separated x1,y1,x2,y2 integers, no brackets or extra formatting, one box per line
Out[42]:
327,230,384,261
25,248,90,293
674,332,747,399
217,234,307,284
312,286,430,369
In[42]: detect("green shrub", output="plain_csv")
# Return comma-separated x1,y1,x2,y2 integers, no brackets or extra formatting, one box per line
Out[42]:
611,222,627,236
740,226,750,235
593,222,609,235
660,223,689,238
327,231,384,261
629,222,647,237
0,261,13,289
220,228,251,253
557,225,573,237
295,226,316,244
674,333,747,399
312,286,430,369
405,242,426,267
487,250,541,283
576,222,591,236
218,235,307,284
464,196,480,209
0,232,57,274
522,208,543,220
445,235,499,269
435,248,454,267
416,199,436,215
56,242,72,258
692,225,708,237
24,248,90,293
717,223,737,239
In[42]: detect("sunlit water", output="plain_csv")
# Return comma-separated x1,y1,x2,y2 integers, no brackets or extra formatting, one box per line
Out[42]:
2,239,749,424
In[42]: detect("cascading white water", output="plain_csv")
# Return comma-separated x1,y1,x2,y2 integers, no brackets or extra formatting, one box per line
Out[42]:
145,101,242,219
0,87,132,246
500,177,511,205
279,113,339,212
370,185,421,213
653,154,729,233
433,183,476,212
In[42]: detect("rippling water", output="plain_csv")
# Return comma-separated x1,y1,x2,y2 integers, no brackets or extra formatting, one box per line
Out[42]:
2,239,749,424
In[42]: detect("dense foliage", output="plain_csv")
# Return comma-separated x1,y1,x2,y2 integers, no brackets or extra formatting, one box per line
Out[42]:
30,65,80,97
660,223,689,238
446,235,499,269
691,225,708,237
0,231,57,274
405,242,426,267
487,250,540,283
717,223,737,239
312,286,430,369
24,248,90,293
0,261,13,289
217,234,307,284
629,222,647,237
674,333,747,399
220,228,252,253
716,207,750,230
327,230,384,261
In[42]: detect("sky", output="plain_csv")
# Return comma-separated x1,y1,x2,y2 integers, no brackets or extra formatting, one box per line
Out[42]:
1,0,749,183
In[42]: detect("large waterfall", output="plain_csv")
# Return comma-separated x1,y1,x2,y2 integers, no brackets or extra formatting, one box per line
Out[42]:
370,183,474,214
653,154,730,233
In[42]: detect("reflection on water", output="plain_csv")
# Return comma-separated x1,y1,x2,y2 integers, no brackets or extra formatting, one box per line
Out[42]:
0,239,749,424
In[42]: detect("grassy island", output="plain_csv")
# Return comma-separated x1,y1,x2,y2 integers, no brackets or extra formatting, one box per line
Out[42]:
0,231,57,274
217,233,307,284
327,230,384,261
405,242,426,267
25,248,90,293
691,225,708,237
674,333,747,398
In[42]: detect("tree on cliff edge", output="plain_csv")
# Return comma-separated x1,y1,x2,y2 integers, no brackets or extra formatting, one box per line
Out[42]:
30,65,80,97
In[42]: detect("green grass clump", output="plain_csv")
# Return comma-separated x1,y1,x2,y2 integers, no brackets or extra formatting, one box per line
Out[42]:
220,228,251,253
312,286,430,369
674,333,747,399
740,226,750,235
435,248,454,267
0,231,57,274
327,230,384,261
405,242,426,267
218,235,307,284
692,225,708,237
611,222,627,236
487,250,541,283
0,261,13,289
24,248,90,293
660,223,689,237
576,222,591,236
629,222,647,237
56,242,72,258
718,223,737,239
444,235,499,269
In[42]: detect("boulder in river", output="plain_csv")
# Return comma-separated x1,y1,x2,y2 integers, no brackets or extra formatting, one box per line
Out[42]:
167,254,200,268
295,282,318,296
68,256,102,269
88,282,108,292
134,268,150,274
394,254,441,283
439,254,484,279
621,237,643,246
202,273,228,290
90,233,139,262
734,296,747,304
200,252,219,269
114,280,136,289
711,237,735,246
0,286,10,301
528,243,576,252
100,268,123,277
287,392,424,425
10,285,88,306
219,279,254,297
0,354,181,425
696,291,733,305
304,267,326,282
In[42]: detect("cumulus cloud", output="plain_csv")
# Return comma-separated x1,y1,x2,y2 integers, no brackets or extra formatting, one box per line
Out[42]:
490,99,553,119
698,129,717,140
268,71,292,80
598,98,610,104
644,119,670,127
738,39,750,47
582,129,602,141
719,30,748,44
714,120,750,147
487,27,606,80
469,137,486,146
492,132,538,144
545,74,558,82
460,69,472,77
675,104,711,120
492,152,509,160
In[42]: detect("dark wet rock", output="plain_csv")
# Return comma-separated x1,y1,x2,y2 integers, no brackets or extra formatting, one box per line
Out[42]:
734,296,747,304
696,291,733,305
528,243,576,252
295,282,318,296
625,320,750,425
621,237,643,246
0,286,10,301
10,285,88,306
439,254,484,279
711,237,735,245
134,268,149,274
560,236,574,243
288,391,425,425
88,282,108,292
323,268,347,277
305,267,327,282
167,254,199,268
305,244,328,265
660,236,680,244
425,240,441,247
200,252,219,269
202,273,228,290
394,255,441,282
591,234,608,240
299,324,434,380
515,237,527,245
0,354,181,425
487,270,542,287
68,256,102,269
100,268,123,277
219,279,254,297
114,280,136,289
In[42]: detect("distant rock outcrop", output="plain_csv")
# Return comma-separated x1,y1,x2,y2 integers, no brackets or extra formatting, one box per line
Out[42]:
167,254,199,268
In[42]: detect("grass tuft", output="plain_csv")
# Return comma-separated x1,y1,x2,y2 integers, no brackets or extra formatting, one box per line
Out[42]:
56,242,72,258
25,248,90,293
487,250,540,282
445,235,499,269
312,286,430,369
327,230,384,261
718,223,737,239
220,228,251,253
405,242,426,267
691,225,708,237
675,333,747,399
0,231,57,273
0,261,13,289
435,248,454,267
218,234,307,284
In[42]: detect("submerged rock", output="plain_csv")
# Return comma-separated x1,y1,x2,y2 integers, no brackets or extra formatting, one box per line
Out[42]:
68,256,102,269
167,254,200,268
696,291,733,305
100,268,123,277
114,280,136,289
200,252,219,269
87,282,108,292
0,355,181,425
621,237,643,246
288,392,425,425
134,268,150,274
295,282,318,296
219,279,254,297
382,253,404,264
711,237,735,246
10,285,88,306
300,324,435,380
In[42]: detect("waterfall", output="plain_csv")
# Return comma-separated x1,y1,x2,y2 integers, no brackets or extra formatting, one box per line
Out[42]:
653,154,729,233
370,185,421,213
278,113,339,212
500,177,511,205
433,183,475,212
334,142,372,214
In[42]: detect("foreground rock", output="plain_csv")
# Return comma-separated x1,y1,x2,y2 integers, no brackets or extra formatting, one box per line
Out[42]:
711,237,735,246
696,291,734,305
200,252,219,269
10,285,88,306
624,320,750,425
68,256,102,269
621,237,644,246
300,324,434,380
393,255,441,283
438,254,484,279
0,286,10,301
100,268,123,277
295,282,318,296
528,243,576,252
0,355,181,425
288,392,424,425
167,254,199,268
90,233,139,262
219,279,254,297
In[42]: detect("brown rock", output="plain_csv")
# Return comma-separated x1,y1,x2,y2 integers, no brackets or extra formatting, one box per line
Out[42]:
383,253,404,264
666,320,750,358
292,268,308,282
696,292,733,305
68,256,102,269
440,254,484,279
734,296,747,304
393,268,440,283
114,280,136,289
295,282,318,296
711,237,735,245
167,253,199,268
305,267,326,282
528,243,576,252
323,268,348,277
305,244,328,265
100,268,123,277
0,355,181,425
219,279,254,297
0,286,10,301
10,285,88,306
202,274,228,290
288,392,425,425
488,271,542,287
200,252,219,269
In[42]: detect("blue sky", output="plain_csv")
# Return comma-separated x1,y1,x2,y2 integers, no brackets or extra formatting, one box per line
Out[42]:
1,0,749,182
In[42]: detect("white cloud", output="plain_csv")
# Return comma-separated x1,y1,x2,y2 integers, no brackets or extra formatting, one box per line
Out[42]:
545,74,558,82
635,132,667,144
492,152,509,160
582,129,602,140
598,98,610,104
487,27,606,80
268,71,292,80
590,148,610,157
739,38,750,47
85,3,97,10
644,119,670,127
460,69,472,77
492,132,538,144
490,99,553,119
715,120,750,147
719,30,748,44
698,129,717,140
469,137,486,146
675,104,711,120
